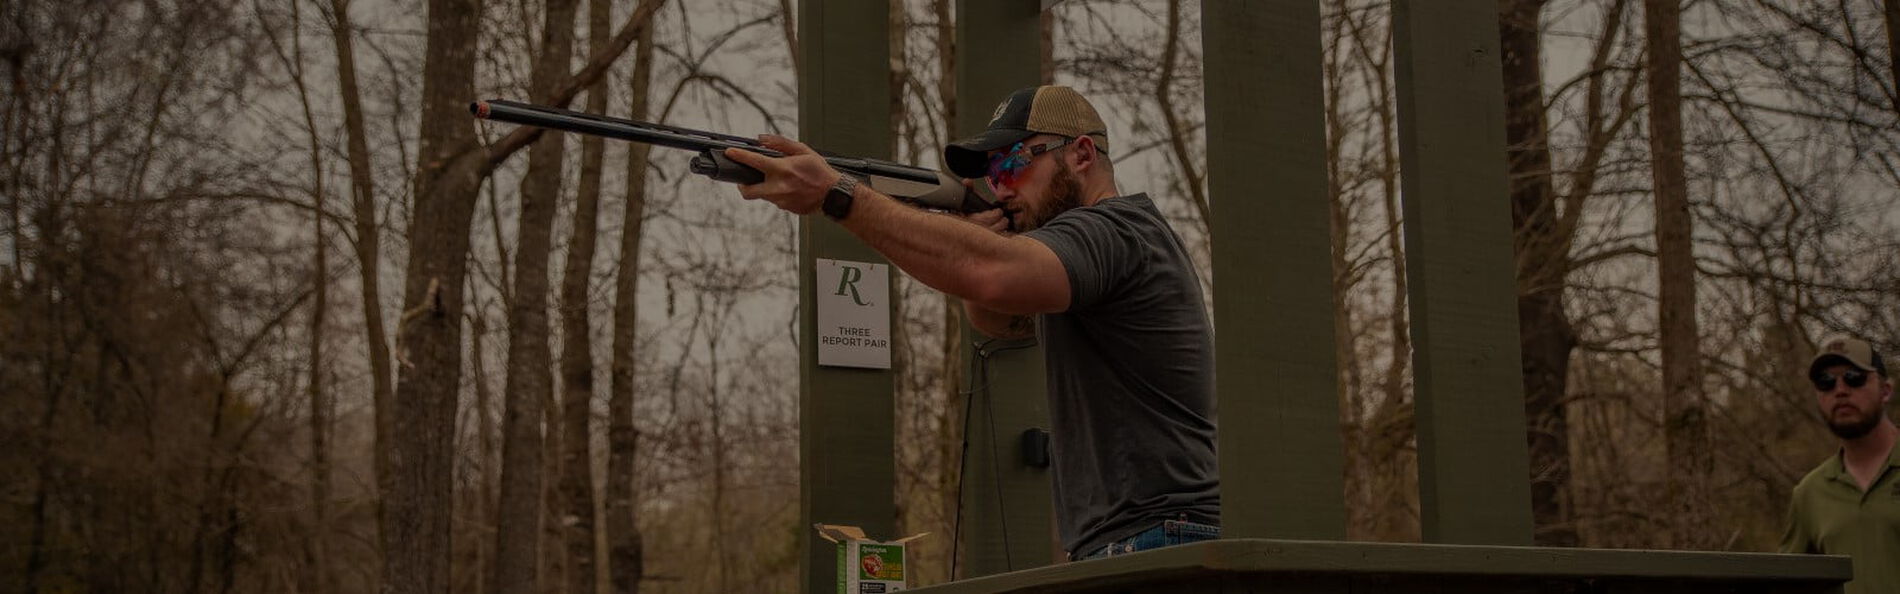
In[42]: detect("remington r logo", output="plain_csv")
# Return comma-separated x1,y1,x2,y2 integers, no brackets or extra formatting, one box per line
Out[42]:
834,265,871,306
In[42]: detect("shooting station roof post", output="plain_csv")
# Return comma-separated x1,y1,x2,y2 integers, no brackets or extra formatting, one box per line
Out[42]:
795,1,899,593
949,0,1056,579
1204,0,1346,540
1390,0,1535,545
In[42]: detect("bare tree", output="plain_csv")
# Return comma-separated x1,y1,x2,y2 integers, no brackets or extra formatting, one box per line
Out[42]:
1645,0,1710,549
472,300,499,594
390,0,669,572
555,0,615,590
322,0,395,543
384,0,485,590
1498,0,1579,547
286,0,336,588
608,3,665,593
493,0,580,591
1888,0,1899,109
1155,0,1209,228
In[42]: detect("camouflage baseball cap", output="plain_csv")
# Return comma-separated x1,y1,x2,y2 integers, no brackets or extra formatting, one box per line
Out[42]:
944,86,1110,179
1808,335,1889,378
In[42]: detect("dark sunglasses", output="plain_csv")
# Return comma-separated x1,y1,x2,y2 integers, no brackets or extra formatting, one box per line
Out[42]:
1813,369,1869,392
985,138,1074,190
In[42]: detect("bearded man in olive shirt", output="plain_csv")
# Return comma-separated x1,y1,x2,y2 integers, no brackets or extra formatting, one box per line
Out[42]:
1780,336,1899,594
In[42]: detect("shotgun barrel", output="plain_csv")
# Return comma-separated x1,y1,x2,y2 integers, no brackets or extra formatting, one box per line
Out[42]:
471,99,995,213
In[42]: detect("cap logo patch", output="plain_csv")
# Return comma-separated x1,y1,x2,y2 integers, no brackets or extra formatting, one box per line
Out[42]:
1828,340,1847,353
990,100,1010,125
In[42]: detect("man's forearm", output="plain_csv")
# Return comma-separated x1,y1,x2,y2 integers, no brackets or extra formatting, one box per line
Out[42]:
838,185,1024,302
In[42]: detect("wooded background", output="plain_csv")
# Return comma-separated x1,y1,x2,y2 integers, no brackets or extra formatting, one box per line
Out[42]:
3,0,1897,592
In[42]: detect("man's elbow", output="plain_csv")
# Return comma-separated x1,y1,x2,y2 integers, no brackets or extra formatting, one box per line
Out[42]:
949,237,1069,314
962,264,1045,316
966,315,1031,340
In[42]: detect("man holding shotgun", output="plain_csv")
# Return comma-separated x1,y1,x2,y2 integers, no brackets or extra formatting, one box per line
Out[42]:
725,86,1221,560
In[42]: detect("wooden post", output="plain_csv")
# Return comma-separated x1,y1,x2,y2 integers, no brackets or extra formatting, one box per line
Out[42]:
798,1,898,592
1390,0,1535,546
1202,0,1346,541
954,0,1056,576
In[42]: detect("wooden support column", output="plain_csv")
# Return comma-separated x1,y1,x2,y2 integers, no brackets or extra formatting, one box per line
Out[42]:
1390,0,1535,545
798,1,897,592
954,0,1055,577
1202,0,1345,540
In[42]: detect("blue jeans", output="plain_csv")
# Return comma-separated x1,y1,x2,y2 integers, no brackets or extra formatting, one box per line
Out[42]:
1075,518,1220,560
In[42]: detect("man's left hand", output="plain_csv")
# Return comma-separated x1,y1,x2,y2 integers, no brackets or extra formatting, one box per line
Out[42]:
723,135,840,216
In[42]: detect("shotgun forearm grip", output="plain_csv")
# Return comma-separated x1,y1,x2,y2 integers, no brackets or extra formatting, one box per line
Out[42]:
689,150,766,185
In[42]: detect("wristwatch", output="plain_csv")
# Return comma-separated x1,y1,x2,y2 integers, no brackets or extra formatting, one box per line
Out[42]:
822,174,860,221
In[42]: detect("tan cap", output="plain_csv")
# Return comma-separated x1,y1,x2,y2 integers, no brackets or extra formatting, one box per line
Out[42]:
1808,335,1888,377
944,86,1110,179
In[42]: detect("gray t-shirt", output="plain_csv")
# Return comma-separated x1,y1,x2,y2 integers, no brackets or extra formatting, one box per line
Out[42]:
1023,193,1220,556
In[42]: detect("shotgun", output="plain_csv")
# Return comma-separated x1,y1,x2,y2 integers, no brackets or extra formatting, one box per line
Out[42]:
471,99,997,213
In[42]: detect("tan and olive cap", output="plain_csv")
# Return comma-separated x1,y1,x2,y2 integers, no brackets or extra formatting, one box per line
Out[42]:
1808,335,1889,378
944,86,1110,179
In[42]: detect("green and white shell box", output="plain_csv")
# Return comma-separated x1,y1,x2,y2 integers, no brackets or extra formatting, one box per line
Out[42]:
815,524,930,593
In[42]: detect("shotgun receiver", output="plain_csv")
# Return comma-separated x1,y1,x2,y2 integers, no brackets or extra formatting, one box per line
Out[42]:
471,99,997,213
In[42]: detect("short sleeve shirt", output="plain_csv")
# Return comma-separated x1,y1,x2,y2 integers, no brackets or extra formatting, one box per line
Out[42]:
1023,193,1221,556
1780,442,1900,594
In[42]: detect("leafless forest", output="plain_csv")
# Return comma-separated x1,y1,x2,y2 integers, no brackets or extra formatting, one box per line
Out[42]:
3,0,1896,592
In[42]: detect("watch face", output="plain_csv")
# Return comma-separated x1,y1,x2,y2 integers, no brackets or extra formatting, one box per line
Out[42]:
823,178,855,220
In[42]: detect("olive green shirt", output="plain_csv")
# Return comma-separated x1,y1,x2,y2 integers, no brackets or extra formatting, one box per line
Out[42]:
1780,442,1900,594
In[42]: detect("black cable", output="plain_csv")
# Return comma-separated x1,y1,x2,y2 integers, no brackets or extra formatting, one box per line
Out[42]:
948,344,979,581
982,340,1012,572
949,336,1036,580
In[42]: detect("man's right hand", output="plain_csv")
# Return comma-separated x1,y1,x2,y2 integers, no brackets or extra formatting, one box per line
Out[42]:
954,178,1012,234
965,208,1012,234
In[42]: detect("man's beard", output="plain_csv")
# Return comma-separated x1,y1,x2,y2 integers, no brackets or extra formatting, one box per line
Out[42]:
1014,164,1085,232
1826,405,1884,440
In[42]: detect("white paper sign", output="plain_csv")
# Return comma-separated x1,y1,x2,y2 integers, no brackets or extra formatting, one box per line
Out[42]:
816,258,892,369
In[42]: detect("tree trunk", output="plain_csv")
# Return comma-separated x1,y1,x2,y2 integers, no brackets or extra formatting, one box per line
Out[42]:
778,0,799,77
494,0,580,592
325,0,395,551
1886,0,1899,112
557,0,611,590
384,0,485,591
304,118,333,594
278,0,336,587
1155,0,1209,228
886,0,914,545
1039,8,1055,84
889,0,909,159
1645,0,1707,550
1498,0,1578,548
608,3,663,592
472,304,497,594
930,0,964,577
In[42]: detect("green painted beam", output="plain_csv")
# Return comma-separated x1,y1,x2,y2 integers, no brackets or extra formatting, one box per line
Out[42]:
954,0,1055,577
1389,0,1536,545
798,1,897,593
1201,0,1345,540
908,539,1850,594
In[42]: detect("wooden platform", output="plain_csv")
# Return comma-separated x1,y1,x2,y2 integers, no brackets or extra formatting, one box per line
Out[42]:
911,539,1850,593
